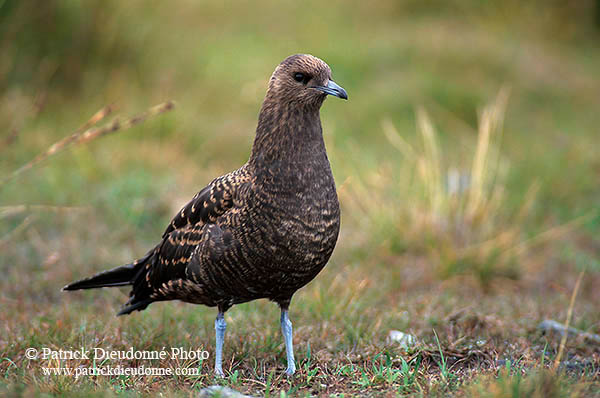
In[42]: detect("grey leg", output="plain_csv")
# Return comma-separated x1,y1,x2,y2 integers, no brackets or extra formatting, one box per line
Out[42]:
280,309,296,375
214,312,226,377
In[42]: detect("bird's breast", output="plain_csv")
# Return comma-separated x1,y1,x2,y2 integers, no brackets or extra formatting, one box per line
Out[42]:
255,161,340,268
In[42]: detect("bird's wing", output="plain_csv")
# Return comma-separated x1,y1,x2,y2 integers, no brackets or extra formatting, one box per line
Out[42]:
145,223,207,294
122,167,252,312
120,223,208,313
162,167,251,237
146,222,237,300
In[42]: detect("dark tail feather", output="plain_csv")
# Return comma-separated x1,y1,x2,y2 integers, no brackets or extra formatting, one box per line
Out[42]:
117,299,153,316
62,263,139,291
63,251,156,315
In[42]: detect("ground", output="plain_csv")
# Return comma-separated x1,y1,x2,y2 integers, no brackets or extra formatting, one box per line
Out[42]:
1,1,599,396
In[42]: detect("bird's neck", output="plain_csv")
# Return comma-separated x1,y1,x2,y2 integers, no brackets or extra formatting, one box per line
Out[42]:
249,101,325,167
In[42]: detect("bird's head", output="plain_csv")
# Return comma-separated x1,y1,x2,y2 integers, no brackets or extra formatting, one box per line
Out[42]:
266,54,348,109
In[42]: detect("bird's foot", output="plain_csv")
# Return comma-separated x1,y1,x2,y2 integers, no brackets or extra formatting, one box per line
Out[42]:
285,363,296,376
215,366,225,378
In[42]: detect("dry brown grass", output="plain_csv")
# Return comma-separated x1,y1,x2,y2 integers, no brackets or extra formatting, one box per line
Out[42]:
339,90,591,289
1,101,174,186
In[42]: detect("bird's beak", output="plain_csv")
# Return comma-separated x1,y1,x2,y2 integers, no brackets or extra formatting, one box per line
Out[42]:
313,80,348,100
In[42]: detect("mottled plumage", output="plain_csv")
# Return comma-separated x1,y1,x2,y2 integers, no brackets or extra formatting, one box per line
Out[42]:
63,54,348,376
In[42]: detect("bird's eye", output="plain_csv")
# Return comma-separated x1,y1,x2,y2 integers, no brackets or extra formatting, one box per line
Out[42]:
293,72,310,84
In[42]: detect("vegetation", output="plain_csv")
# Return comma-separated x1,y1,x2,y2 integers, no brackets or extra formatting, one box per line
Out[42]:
1,0,599,396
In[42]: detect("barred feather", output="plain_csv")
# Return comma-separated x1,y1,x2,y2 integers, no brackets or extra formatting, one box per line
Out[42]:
64,54,343,317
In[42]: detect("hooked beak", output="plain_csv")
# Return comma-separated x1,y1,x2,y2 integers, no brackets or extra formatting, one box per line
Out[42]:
313,80,348,100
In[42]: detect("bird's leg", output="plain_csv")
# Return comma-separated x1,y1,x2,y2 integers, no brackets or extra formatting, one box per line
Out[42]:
214,311,226,377
280,308,296,375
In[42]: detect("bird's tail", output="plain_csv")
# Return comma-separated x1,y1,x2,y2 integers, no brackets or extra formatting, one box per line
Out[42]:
62,252,152,291
63,251,157,316
62,263,138,291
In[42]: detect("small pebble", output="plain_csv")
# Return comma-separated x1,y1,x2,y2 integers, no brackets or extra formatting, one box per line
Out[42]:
538,319,600,344
198,386,257,398
387,330,417,349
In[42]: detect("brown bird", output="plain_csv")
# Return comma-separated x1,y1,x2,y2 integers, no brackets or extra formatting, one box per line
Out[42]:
63,54,347,376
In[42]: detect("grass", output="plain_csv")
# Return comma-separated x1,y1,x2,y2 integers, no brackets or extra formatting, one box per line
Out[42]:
1,0,600,396
340,89,595,289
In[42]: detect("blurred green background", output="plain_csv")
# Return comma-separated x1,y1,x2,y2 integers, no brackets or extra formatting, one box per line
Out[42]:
2,0,598,274
1,0,599,394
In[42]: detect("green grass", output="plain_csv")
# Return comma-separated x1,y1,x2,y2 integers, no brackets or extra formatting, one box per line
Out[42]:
1,0,600,396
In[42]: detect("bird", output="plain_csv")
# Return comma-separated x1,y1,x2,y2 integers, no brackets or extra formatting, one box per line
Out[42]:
63,54,348,377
